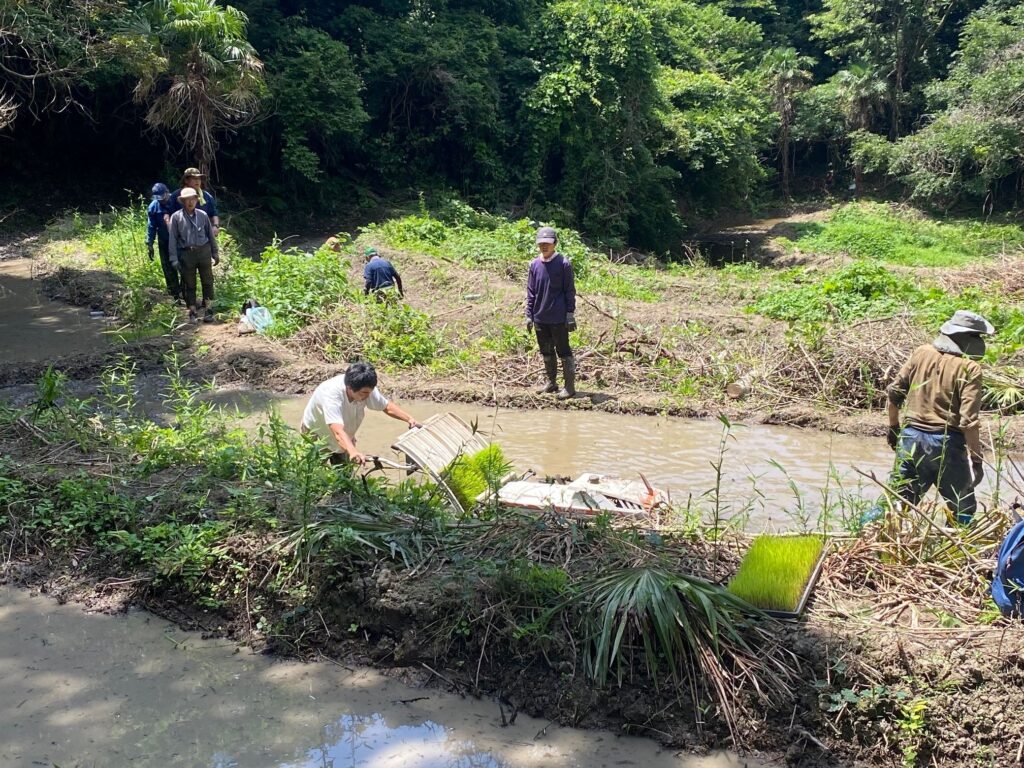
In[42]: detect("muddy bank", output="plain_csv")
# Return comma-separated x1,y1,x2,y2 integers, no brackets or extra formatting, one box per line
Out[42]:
3,585,770,768
3,368,1024,768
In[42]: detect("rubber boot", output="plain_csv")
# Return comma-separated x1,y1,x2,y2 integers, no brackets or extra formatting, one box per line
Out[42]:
556,356,576,400
537,354,559,394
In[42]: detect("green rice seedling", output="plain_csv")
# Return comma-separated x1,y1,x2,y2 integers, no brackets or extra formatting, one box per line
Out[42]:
727,535,825,612
445,444,511,513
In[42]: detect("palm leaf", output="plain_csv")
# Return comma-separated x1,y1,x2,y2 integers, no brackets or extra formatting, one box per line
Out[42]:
576,566,798,741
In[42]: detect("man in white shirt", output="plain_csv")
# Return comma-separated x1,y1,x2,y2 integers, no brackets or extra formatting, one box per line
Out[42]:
301,361,420,465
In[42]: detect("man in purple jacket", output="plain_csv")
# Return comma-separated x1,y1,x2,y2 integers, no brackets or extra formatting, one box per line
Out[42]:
526,226,577,399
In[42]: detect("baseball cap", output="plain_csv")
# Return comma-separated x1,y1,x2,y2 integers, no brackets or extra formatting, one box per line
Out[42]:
536,226,557,244
151,182,170,199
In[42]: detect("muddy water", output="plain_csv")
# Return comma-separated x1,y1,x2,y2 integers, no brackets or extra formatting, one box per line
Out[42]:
211,390,903,528
0,258,109,361
0,586,776,768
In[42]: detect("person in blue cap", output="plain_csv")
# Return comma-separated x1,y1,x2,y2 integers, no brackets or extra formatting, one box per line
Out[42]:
145,183,181,302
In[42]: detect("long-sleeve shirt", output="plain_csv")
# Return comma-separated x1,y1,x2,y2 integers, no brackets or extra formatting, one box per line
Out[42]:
364,257,400,292
146,199,173,245
168,207,218,264
887,343,983,433
525,253,575,324
168,188,218,220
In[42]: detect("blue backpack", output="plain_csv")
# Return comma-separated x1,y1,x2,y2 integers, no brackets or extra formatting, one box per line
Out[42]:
992,518,1024,618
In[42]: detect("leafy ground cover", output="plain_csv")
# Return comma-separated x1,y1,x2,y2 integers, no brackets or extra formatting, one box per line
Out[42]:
779,202,1024,267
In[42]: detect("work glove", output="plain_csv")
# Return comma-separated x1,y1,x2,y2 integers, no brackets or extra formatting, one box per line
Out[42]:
526,320,534,333
212,253,220,266
566,312,577,332
146,243,154,260
170,259,180,271
886,425,900,451
971,457,984,488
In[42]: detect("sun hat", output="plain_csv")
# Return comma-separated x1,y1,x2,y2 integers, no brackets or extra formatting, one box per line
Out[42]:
178,187,199,203
151,182,170,199
536,226,557,244
940,310,995,337
182,167,205,178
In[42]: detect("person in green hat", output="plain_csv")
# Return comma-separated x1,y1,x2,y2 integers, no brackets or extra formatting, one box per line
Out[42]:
363,247,404,299
166,167,220,237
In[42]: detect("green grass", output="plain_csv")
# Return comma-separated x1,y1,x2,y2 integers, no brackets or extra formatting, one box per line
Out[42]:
727,535,825,612
219,239,354,337
750,261,925,324
367,197,665,302
788,202,1024,266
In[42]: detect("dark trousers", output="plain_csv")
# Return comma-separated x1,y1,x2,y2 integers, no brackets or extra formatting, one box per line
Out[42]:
535,322,572,359
180,244,215,309
894,426,976,524
157,239,181,300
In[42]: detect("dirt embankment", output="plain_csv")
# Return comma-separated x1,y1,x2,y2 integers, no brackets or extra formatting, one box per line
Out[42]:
3,431,1023,768
4,223,1024,767
9,225,1023,452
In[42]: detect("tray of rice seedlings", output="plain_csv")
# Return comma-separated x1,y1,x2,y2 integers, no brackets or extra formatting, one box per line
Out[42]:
445,444,513,514
726,534,827,619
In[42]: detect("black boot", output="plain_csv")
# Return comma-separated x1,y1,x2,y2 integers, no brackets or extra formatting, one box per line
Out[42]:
557,356,576,399
537,354,559,394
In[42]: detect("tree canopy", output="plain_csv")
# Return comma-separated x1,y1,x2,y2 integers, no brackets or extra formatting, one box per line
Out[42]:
1,0,1021,245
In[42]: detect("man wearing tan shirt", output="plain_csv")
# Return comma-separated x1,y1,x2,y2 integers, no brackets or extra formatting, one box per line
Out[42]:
873,310,994,525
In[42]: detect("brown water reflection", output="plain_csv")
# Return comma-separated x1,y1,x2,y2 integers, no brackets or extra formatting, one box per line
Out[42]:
212,391,905,530
0,258,109,362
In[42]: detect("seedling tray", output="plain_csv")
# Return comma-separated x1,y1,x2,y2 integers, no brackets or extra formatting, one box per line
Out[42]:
763,539,830,620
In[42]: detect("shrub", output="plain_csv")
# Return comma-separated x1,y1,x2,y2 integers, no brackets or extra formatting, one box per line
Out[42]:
220,240,354,336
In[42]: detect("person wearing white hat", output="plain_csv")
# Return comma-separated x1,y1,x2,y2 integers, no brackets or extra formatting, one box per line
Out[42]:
168,186,219,323
871,309,995,525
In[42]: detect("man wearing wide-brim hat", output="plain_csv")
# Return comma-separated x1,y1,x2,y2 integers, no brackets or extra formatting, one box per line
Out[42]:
168,186,220,323
165,167,220,238
875,309,995,525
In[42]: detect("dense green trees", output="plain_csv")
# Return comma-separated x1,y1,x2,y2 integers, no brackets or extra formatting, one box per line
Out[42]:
1,0,1021,244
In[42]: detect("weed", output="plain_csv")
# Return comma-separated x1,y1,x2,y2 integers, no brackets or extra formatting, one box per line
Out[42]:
898,698,929,768
220,239,353,336
481,322,533,355
752,261,920,325
790,202,1024,267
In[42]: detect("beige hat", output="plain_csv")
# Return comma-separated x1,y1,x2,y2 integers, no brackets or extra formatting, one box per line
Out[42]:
178,187,199,203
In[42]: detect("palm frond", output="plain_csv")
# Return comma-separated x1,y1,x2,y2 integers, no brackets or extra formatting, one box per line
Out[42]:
577,566,798,740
